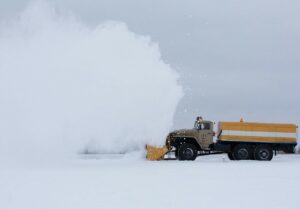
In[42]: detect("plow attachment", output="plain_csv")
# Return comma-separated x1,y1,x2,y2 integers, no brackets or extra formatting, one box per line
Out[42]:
146,145,170,160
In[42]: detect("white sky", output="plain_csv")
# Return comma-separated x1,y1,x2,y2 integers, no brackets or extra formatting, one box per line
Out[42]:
1,0,300,128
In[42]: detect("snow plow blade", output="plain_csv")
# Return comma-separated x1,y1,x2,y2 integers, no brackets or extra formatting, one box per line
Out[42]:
146,145,170,160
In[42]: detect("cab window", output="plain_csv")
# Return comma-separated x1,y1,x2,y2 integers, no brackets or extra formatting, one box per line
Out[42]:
203,123,210,130
194,122,210,130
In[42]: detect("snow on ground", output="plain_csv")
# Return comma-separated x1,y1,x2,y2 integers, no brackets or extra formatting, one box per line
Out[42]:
1,153,299,209
0,2,299,209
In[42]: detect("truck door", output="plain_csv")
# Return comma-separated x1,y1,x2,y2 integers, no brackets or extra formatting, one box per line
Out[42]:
197,122,214,149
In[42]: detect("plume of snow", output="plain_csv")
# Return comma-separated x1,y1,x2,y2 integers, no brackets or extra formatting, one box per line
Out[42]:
0,1,183,163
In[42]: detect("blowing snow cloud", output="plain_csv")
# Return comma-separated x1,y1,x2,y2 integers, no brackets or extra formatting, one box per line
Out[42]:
0,1,183,161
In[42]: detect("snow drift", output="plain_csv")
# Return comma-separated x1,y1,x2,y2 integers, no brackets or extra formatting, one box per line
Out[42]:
0,1,183,162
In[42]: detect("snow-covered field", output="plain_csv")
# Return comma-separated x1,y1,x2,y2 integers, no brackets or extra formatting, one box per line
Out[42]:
1,153,299,209
0,2,299,209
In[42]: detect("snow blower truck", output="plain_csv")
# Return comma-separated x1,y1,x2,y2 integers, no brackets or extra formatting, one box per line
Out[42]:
146,117,298,161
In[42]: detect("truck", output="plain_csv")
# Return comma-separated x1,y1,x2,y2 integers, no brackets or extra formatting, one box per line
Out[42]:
146,117,298,161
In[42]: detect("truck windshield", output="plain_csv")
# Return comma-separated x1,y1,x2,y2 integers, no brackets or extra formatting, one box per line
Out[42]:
194,122,210,130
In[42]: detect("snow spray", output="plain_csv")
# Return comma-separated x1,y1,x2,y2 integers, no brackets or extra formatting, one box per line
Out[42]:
0,1,183,163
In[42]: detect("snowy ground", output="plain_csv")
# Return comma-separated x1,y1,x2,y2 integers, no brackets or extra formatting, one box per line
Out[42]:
1,153,299,209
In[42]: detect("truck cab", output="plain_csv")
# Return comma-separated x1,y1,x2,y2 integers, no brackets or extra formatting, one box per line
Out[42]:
166,118,215,160
193,120,214,148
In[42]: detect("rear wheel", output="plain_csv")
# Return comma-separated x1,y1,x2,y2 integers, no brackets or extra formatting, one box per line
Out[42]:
254,145,273,161
232,144,252,160
178,143,198,161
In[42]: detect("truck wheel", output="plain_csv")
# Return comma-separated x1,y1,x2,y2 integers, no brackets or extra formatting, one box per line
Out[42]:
175,149,179,158
232,144,252,160
227,152,235,160
178,143,197,161
254,145,273,161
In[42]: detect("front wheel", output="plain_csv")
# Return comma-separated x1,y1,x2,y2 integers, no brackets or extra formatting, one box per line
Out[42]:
178,143,198,161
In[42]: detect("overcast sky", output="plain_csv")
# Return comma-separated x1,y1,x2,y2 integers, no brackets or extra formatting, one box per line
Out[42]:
1,0,300,128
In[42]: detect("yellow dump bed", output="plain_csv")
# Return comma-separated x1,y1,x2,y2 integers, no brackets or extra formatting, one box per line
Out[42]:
218,121,298,144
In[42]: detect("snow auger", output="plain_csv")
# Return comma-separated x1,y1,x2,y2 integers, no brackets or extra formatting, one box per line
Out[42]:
146,145,170,160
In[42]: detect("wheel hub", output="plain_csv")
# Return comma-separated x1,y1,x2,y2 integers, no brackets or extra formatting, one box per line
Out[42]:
183,148,194,159
237,148,249,159
259,149,269,160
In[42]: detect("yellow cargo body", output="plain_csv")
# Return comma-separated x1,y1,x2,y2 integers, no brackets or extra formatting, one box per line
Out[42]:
218,121,298,144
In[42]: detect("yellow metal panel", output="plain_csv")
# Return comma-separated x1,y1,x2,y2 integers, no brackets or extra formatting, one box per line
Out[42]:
146,145,169,160
220,122,297,133
220,135,297,143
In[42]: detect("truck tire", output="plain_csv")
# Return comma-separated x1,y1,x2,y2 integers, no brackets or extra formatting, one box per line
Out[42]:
178,143,197,161
227,152,235,160
232,144,252,160
175,149,179,158
254,145,273,161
